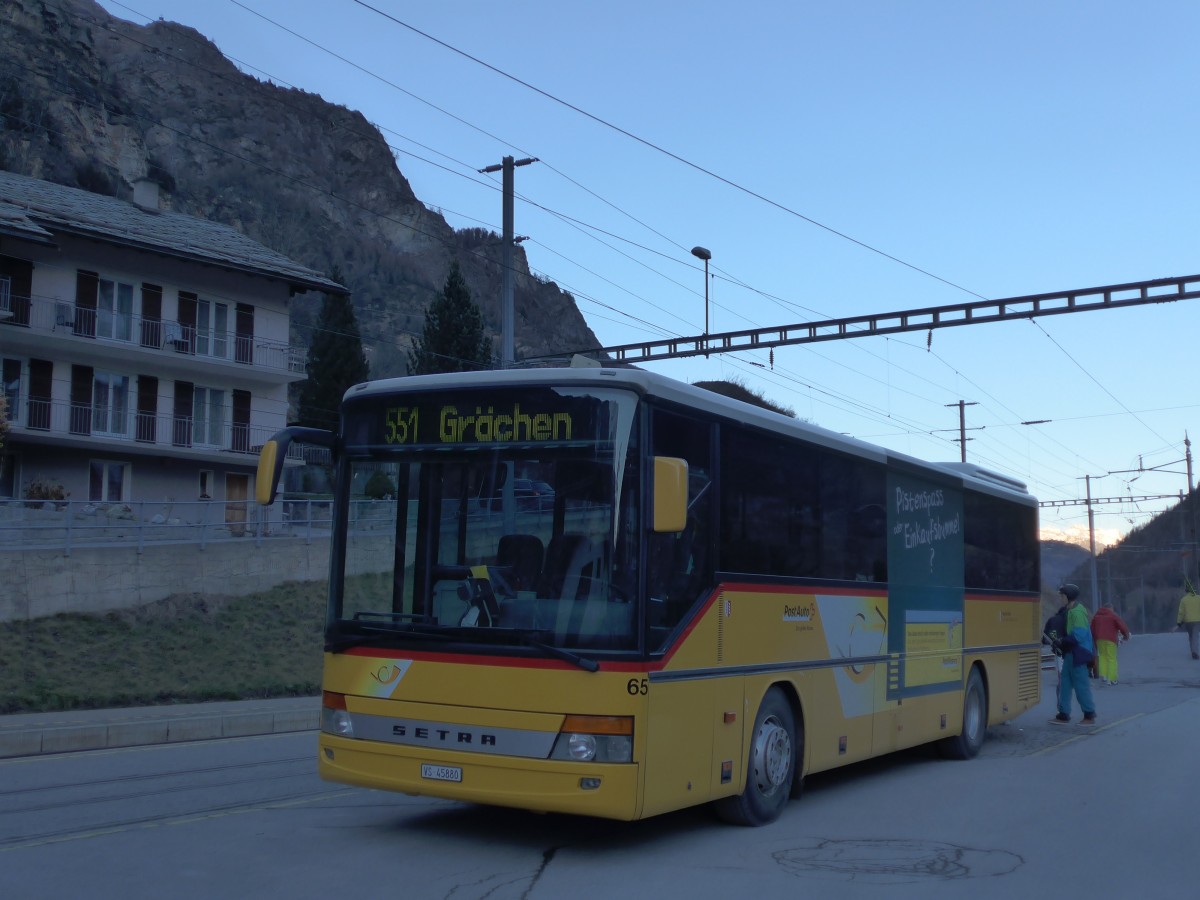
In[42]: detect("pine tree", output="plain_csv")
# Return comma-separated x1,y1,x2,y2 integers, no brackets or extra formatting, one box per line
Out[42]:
408,260,493,375
297,268,369,429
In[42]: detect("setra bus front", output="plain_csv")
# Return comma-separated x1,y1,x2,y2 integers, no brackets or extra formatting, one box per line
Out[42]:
258,372,685,820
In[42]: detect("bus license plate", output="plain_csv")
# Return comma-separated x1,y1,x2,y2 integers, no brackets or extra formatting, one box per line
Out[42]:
421,764,462,783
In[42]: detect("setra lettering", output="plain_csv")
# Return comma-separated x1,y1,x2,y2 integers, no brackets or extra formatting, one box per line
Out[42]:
392,722,499,746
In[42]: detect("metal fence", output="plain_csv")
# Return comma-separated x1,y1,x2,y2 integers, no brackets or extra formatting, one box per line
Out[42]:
0,497,336,554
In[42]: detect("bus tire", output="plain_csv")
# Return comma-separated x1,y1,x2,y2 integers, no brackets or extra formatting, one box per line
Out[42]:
789,714,806,799
715,687,795,826
937,666,987,760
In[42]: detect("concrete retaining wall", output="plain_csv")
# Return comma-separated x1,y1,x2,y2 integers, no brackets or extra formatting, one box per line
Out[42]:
1,537,332,621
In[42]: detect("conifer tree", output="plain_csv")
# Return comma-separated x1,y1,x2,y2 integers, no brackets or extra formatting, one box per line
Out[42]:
408,260,493,374
297,268,369,429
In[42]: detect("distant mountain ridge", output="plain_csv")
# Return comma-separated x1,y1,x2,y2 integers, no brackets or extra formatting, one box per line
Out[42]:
1040,539,1091,593
0,0,600,376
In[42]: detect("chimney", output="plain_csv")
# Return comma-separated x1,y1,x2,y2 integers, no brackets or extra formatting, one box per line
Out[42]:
132,178,161,212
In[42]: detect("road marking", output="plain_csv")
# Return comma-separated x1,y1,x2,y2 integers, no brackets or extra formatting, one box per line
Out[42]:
0,789,355,852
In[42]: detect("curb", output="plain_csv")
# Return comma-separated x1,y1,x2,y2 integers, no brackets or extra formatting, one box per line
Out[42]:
0,703,319,760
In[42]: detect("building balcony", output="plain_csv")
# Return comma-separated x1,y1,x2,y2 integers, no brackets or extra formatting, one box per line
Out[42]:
0,293,308,386
4,397,306,466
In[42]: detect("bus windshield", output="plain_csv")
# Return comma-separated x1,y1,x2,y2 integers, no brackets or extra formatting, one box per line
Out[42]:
336,385,641,654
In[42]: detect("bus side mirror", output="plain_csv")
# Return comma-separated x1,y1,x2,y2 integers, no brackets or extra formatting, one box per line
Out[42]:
256,426,337,506
653,456,688,533
256,438,284,505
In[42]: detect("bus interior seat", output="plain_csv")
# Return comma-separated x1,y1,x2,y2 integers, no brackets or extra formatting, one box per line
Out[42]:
497,533,544,592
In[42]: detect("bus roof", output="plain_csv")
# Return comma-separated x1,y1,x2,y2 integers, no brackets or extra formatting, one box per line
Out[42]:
344,367,1034,504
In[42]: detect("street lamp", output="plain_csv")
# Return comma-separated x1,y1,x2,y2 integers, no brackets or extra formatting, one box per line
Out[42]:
690,246,711,353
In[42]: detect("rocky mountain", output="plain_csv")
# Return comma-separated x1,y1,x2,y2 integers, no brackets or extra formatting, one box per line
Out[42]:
0,0,600,376
1040,539,1091,594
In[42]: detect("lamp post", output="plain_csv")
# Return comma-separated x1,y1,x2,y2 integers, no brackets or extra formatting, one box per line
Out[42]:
690,246,711,354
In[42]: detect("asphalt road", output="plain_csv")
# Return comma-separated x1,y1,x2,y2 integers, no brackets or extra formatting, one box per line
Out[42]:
1,632,1197,899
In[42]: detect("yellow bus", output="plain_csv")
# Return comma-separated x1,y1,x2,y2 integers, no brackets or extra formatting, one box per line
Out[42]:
257,366,1041,826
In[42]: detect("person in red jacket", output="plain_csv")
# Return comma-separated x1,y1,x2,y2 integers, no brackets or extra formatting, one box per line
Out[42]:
1091,601,1132,685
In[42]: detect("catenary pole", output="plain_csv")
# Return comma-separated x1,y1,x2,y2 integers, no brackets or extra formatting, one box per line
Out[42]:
479,155,537,366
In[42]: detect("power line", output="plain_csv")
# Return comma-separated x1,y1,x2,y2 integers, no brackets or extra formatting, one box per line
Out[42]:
23,4,1193,526
349,0,987,301
84,2,1023,454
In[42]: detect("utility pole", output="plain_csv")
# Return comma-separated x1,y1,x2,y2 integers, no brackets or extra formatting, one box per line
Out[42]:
1085,474,1100,613
1187,433,1194,493
945,400,978,463
479,155,537,366
1188,433,1198,586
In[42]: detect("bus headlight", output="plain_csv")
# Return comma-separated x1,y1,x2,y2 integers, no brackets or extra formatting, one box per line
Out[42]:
321,691,354,737
322,707,354,737
549,716,633,763
567,733,597,760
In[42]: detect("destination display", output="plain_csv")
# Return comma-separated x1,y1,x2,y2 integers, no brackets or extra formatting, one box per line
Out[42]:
343,388,618,450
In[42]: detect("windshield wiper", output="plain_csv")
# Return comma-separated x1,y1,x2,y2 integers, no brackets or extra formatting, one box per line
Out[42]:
325,621,452,652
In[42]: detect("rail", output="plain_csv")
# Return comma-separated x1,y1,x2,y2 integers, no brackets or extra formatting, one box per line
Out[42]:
0,497,342,554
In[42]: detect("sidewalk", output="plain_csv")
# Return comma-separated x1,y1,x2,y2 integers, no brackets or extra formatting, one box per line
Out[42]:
1,632,1196,760
1020,630,1200,746
0,695,319,759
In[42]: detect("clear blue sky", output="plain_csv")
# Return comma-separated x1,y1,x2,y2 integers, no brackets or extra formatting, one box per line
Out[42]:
95,0,1200,547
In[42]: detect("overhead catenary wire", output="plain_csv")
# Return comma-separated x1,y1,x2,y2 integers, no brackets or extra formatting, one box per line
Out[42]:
82,1,1087,466
7,12,966,450
28,0,1190,532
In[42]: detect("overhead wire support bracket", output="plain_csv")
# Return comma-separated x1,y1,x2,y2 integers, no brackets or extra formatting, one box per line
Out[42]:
1039,494,1178,508
569,273,1200,364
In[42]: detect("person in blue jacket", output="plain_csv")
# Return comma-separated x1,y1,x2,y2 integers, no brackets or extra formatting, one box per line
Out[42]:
1050,583,1097,725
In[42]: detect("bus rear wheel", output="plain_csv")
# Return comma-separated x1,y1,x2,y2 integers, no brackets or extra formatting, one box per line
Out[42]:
937,666,987,760
715,687,795,826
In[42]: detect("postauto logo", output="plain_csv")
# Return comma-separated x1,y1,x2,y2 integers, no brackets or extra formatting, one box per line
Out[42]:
783,601,815,623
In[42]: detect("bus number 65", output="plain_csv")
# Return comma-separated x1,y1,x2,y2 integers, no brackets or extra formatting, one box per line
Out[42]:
626,678,648,696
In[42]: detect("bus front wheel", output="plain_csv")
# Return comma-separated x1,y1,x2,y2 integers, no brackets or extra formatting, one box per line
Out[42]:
715,687,795,826
937,666,987,760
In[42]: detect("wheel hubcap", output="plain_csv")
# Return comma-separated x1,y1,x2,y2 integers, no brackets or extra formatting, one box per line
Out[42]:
752,715,791,796
965,688,982,741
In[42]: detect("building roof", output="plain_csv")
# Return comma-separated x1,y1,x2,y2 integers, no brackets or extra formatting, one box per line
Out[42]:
0,170,346,295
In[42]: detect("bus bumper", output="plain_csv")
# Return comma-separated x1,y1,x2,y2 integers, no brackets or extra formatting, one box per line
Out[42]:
318,733,642,821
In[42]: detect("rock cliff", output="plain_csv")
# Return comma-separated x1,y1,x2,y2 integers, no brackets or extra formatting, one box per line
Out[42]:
0,0,600,375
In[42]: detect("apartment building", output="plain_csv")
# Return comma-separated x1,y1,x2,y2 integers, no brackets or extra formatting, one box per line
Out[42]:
0,170,344,519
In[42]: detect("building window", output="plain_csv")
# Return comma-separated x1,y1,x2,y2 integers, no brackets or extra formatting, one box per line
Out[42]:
2,358,20,426
97,277,134,342
196,298,229,360
193,386,226,448
199,470,214,500
89,459,129,502
92,371,131,437
0,275,10,318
